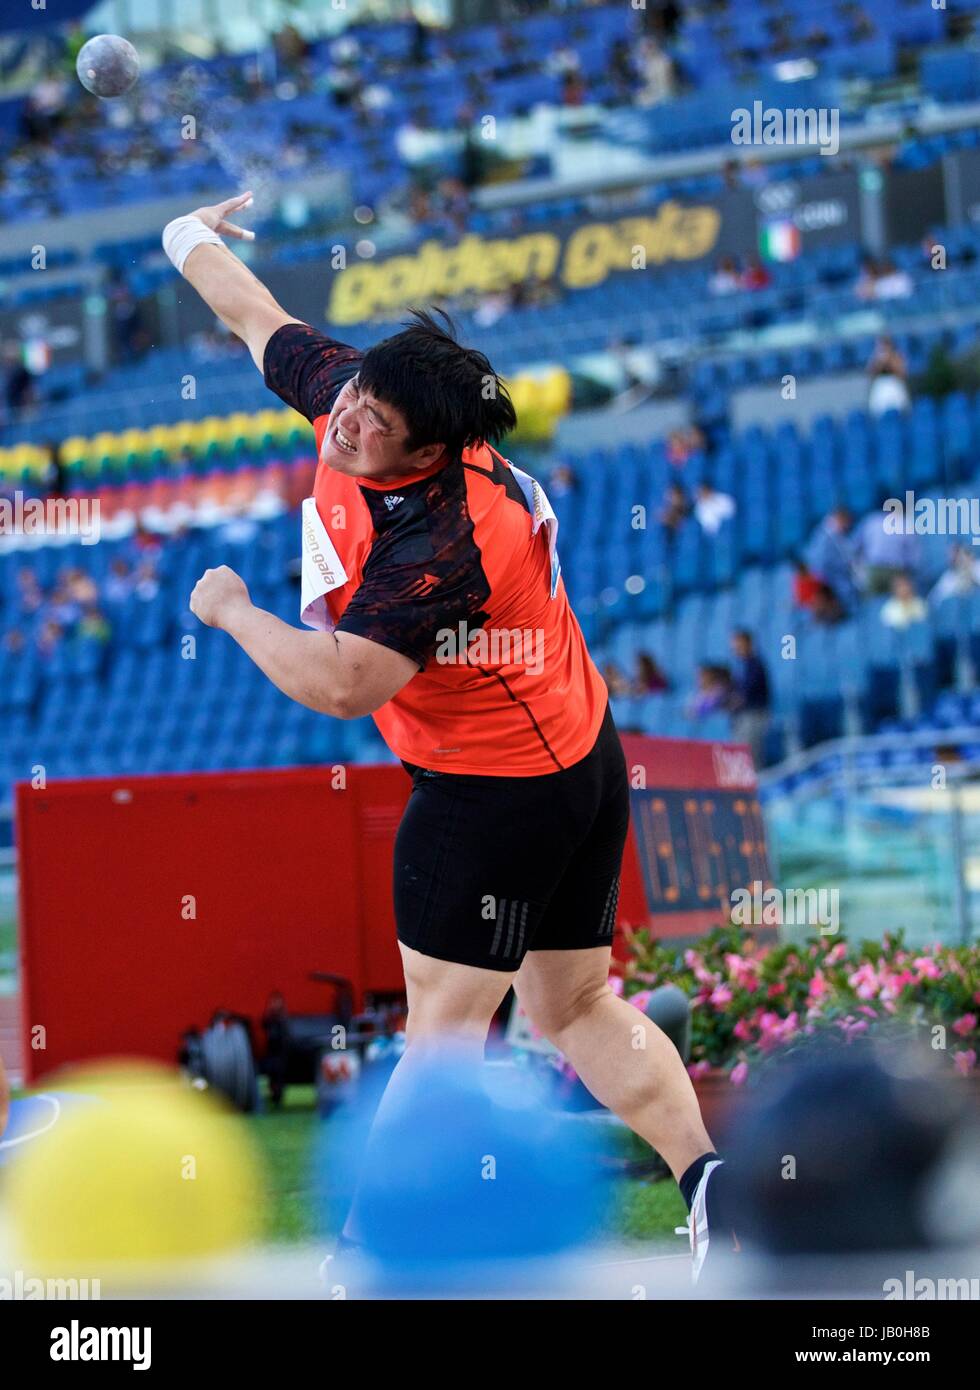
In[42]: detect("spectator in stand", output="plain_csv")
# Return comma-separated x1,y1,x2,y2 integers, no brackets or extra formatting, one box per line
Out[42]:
687,663,732,720
694,481,736,535
410,16,431,66
608,335,660,407
20,73,69,143
660,481,691,536
608,37,639,97
109,267,150,363
405,182,434,227
873,258,913,301
3,342,37,417
327,63,361,108
42,439,67,496
545,44,581,79
434,176,470,236
854,501,920,595
847,6,877,42
881,573,927,630
803,23,832,52
513,277,560,310
48,573,83,628
740,255,772,291
811,582,846,625
14,567,44,616
71,568,98,606
473,287,514,328
867,335,910,417
457,107,486,188
666,424,705,469
104,557,134,605
395,113,435,167
133,524,164,556
602,660,632,698
37,619,64,658
856,256,912,303
739,157,772,191
855,255,879,301
132,557,161,601
634,651,671,694
728,629,770,766
643,0,681,42
547,462,577,499
636,37,674,105
78,606,111,644
792,557,846,624
325,35,362,106
190,324,247,362
920,232,944,268
930,544,980,604
721,158,741,191
708,256,740,296
792,557,822,611
273,23,310,74
561,68,587,106
806,506,858,610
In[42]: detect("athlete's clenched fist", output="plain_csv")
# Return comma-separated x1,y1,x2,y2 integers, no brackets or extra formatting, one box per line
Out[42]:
189,565,251,629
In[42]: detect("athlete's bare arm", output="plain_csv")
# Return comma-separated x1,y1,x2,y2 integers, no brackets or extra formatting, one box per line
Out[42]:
173,196,418,716
190,565,418,719
176,192,303,370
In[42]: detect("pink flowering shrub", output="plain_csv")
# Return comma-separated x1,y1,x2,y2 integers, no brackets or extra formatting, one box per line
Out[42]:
614,924,980,1086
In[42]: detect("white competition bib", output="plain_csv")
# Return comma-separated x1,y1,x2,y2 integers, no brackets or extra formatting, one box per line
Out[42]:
299,496,348,631
509,462,561,599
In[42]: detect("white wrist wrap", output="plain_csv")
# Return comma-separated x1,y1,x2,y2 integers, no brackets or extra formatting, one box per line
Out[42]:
162,215,224,274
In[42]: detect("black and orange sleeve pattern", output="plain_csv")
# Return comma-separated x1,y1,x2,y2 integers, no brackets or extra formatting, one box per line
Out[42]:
262,322,362,423
336,468,492,670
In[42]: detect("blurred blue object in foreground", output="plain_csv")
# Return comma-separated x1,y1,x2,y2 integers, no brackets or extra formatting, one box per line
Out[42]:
313,1049,610,1292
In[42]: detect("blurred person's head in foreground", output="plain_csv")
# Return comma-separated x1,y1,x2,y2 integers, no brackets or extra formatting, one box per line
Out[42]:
717,1039,979,1259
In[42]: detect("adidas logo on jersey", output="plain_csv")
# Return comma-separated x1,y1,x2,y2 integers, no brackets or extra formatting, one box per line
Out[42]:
384,495,405,510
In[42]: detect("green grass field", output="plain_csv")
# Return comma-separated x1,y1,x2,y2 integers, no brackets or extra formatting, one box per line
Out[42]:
250,1084,686,1249
0,869,16,981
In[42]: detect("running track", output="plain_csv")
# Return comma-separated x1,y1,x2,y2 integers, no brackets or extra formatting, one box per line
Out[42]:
0,992,22,1081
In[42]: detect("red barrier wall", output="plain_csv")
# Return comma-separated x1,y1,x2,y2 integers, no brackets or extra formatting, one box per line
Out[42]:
16,766,408,1084
16,736,765,1082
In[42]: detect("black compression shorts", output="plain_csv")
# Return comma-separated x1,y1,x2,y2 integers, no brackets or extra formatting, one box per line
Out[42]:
393,702,631,971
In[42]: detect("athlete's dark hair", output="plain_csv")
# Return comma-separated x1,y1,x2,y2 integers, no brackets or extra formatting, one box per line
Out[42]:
357,308,517,457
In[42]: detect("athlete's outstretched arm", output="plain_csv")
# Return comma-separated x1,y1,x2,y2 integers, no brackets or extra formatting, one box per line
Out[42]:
163,192,303,370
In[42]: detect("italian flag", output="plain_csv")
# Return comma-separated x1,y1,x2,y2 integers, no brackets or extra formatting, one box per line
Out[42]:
759,220,801,262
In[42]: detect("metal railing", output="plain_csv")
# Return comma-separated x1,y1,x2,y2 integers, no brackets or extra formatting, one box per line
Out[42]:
760,726,980,947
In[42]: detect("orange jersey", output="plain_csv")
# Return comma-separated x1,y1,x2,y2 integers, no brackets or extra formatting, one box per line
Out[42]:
265,323,607,776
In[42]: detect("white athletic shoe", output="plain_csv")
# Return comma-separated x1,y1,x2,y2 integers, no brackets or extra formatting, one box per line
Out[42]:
686,1157,726,1284
318,1233,363,1291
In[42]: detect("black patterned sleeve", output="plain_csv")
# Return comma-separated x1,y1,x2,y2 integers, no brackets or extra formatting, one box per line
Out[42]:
336,478,492,670
262,322,362,422
337,551,490,670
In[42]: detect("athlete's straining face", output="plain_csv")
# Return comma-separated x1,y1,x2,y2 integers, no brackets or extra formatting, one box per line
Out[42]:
320,374,446,482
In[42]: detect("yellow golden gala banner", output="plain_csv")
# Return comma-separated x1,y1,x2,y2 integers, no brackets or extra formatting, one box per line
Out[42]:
328,201,722,323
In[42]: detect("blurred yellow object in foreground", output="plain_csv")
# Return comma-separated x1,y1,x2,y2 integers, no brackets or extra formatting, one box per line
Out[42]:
4,1060,262,1279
